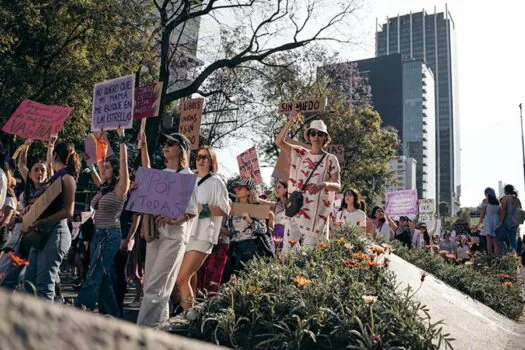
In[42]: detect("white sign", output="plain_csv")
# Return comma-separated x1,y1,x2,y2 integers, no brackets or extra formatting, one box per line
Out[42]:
418,199,435,214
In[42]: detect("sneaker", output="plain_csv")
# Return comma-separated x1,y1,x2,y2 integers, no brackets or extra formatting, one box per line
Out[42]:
127,300,142,308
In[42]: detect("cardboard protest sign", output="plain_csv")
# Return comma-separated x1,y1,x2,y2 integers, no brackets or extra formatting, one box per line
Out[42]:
231,203,270,219
277,97,327,115
237,147,263,185
22,180,62,232
2,99,73,141
125,167,197,219
134,82,163,119
418,199,435,214
271,139,309,181
84,133,114,166
385,189,418,219
179,98,204,150
92,74,135,131
327,144,344,164
418,213,434,222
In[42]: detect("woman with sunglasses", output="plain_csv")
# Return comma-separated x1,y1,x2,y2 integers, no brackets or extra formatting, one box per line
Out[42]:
275,112,341,246
222,178,268,282
136,132,198,326
75,128,130,316
367,206,397,241
175,146,230,311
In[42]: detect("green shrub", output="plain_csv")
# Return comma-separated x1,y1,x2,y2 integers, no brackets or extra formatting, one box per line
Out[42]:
186,227,454,349
393,243,524,320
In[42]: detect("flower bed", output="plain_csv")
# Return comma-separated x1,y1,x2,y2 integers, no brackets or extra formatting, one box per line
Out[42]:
185,228,453,349
394,243,524,320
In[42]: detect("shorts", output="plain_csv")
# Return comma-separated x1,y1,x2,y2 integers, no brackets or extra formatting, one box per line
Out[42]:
186,237,214,254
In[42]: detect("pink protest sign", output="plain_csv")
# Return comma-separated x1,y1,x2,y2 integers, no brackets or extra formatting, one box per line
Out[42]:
84,134,114,166
237,147,263,185
385,189,418,219
134,82,163,119
1,99,73,141
125,167,197,219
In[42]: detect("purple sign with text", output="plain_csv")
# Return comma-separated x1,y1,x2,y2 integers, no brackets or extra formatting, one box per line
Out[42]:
385,189,418,219
125,167,196,219
91,74,135,131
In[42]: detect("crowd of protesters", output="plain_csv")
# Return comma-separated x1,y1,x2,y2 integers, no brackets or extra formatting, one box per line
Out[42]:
0,110,523,327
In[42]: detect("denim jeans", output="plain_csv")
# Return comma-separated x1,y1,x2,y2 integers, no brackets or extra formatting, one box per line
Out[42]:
75,227,121,316
24,220,71,300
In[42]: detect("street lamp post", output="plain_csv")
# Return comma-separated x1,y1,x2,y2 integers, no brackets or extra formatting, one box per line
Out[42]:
520,103,525,191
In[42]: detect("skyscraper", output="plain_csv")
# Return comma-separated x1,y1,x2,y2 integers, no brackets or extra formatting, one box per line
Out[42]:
376,6,460,212
328,54,437,200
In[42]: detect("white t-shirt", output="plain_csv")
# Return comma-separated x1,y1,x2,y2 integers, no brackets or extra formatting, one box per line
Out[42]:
0,169,6,212
157,168,198,242
192,174,231,244
337,209,366,229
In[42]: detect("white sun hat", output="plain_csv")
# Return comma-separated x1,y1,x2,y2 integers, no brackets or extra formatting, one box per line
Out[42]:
304,119,331,142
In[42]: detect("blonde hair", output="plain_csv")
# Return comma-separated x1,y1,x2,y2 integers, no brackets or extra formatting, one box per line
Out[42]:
197,146,218,173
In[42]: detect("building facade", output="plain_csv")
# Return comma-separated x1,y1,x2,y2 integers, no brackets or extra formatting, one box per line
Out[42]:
376,6,460,212
386,156,417,193
329,54,436,199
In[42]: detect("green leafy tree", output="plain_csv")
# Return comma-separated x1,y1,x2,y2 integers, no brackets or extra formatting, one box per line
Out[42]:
0,0,156,151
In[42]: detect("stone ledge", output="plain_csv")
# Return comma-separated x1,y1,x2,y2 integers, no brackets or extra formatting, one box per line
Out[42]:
0,289,223,350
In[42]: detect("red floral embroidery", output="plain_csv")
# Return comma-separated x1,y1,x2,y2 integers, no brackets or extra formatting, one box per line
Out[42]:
304,197,314,204
322,200,332,208
296,208,311,219
289,178,297,186
319,214,328,222
300,170,310,177
295,148,307,156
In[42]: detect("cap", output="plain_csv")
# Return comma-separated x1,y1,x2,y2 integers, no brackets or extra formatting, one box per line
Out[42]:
233,177,255,189
399,216,409,221
159,133,190,151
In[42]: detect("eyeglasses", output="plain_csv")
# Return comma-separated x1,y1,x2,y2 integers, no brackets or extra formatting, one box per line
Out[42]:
196,155,209,161
308,130,326,138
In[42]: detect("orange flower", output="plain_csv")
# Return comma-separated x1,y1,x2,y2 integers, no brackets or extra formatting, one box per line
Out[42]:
367,261,382,268
7,252,29,266
500,273,515,280
353,252,369,260
288,240,299,247
294,276,311,287
370,245,385,254
317,243,330,250
344,259,361,268
502,281,513,288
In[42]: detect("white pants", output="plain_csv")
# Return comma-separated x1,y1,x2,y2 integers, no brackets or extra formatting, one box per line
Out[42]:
137,233,186,326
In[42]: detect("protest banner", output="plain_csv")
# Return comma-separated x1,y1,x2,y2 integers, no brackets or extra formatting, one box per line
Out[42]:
91,74,135,131
418,199,435,214
385,189,418,219
125,167,197,219
237,147,263,185
327,144,344,164
179,97,204,150
1,99,73,141
84,133,114,166
231,203,270,220
134,82,163,119
271,139,309,181
277,97,327,115
22,180,62,232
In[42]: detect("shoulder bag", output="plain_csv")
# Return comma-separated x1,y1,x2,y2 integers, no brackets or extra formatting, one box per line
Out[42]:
284,153,327,218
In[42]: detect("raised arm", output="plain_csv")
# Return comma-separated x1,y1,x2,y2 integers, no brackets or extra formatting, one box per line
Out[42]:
140,132,151,169
114,128,130,200
46,135,57,177
17,139,32,181
274,111,301,155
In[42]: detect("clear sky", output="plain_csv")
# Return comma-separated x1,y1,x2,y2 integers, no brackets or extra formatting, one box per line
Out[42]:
214,0,525,208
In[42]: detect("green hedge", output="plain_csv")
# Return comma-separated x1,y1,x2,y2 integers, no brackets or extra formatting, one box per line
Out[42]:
186,227,453,349
394,243,524,320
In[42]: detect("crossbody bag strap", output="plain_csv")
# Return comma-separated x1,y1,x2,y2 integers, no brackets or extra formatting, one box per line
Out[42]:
300,152,328,191
198,173,212,187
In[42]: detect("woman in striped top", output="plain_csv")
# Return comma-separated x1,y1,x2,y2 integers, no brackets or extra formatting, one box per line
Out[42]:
75,128,130,317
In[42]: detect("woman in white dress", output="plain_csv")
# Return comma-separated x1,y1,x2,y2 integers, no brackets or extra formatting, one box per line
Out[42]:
334,189,367,232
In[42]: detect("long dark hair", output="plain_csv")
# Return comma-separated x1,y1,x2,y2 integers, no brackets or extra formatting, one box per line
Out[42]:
53,143,80,179
100,156,120,195
23,159,48,206
340,188,364,211
504,184,518,197
275,179,288,203
484,187,500,206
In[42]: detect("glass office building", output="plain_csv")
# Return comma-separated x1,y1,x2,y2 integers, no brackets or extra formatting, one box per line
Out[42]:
376,6,460,211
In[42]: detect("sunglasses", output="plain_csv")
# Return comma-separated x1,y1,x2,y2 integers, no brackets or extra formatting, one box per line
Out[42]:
196,155,209,161
163,140,176,147
234,185,249,191
308,130,326,137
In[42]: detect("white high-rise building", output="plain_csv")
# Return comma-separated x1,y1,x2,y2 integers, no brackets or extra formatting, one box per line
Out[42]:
387,156,417,192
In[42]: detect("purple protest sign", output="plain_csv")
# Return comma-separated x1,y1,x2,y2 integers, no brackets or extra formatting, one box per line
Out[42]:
385,189,418,219
125,167,196,219
91,74,135,131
